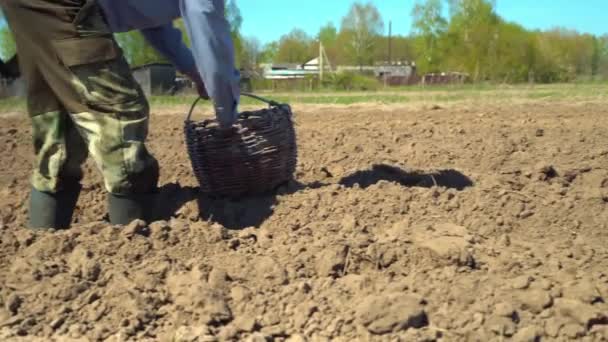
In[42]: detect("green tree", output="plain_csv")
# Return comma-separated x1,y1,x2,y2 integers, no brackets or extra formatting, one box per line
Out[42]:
445,0,500,81
174,19,191,48
340,2,384,67
373,35,416,64
597,35,608,78
534,28,596,82
226,0,243,34
0,26,16,60
258,41,279,64
411,0,447,73
275,29,315,64
318,22,338,46
491,21,536,82
591,36,600,77
115,31,166,67
318,22,338,65
240,36,261,69
226,0,244,67
0,9,16,60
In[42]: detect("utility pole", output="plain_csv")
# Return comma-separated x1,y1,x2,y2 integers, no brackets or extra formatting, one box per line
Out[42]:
388,21,392,65
319,42,324,82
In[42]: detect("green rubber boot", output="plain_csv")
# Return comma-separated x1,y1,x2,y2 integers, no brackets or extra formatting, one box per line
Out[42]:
29,187,81,229
108,193,157,225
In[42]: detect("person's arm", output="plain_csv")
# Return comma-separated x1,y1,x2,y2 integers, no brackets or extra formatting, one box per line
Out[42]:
180,0,240,128
97,0,180,32
140,25,209,98
97,1,208,97
139,25,194,75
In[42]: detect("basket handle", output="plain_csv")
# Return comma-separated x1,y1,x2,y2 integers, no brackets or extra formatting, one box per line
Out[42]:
186,92,282,122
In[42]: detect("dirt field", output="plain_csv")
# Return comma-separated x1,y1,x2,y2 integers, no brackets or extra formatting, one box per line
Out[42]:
0,92,607,341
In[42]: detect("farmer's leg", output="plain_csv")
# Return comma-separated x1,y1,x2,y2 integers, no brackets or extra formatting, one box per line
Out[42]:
2,0,159,226
1,0,90,228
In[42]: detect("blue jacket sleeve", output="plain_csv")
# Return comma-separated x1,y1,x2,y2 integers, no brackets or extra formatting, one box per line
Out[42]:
97,0,180,32
140,24,197,74
97,1,195,73
180,0,240,128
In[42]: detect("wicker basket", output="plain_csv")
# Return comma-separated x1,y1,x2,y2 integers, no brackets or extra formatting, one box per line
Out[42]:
184,93,297,197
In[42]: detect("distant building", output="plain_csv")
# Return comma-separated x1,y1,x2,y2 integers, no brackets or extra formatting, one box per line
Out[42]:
0,77,25,99
271,63,301,71
0,57,19,79
0,57,25,99
303,58,320,71
262,62,318,80
421,72,469,85
375,62,418,86
132,63,177,96
0,58,257,99
261,58,422,87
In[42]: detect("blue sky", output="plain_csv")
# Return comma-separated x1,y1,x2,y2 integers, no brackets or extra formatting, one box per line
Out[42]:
239,0,607,44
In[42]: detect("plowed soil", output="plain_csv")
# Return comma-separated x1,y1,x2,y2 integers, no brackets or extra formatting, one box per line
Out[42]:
0,99,607,341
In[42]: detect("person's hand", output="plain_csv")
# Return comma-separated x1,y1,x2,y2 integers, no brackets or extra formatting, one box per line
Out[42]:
186,70,210,100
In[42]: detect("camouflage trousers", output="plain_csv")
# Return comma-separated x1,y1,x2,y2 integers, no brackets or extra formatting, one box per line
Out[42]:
0,0,159,195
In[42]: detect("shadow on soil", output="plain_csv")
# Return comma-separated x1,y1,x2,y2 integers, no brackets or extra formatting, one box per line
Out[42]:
157,164,473,229
340,164,474,190
156,183,280,230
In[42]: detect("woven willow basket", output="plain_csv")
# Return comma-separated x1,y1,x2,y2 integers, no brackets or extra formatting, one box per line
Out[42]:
184,93,297,197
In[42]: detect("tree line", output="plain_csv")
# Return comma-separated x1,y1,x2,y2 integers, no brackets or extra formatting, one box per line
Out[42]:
254,0,608,83
1,0,607,83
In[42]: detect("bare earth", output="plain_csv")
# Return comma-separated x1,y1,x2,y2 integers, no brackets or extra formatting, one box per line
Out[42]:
0,97,607,341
